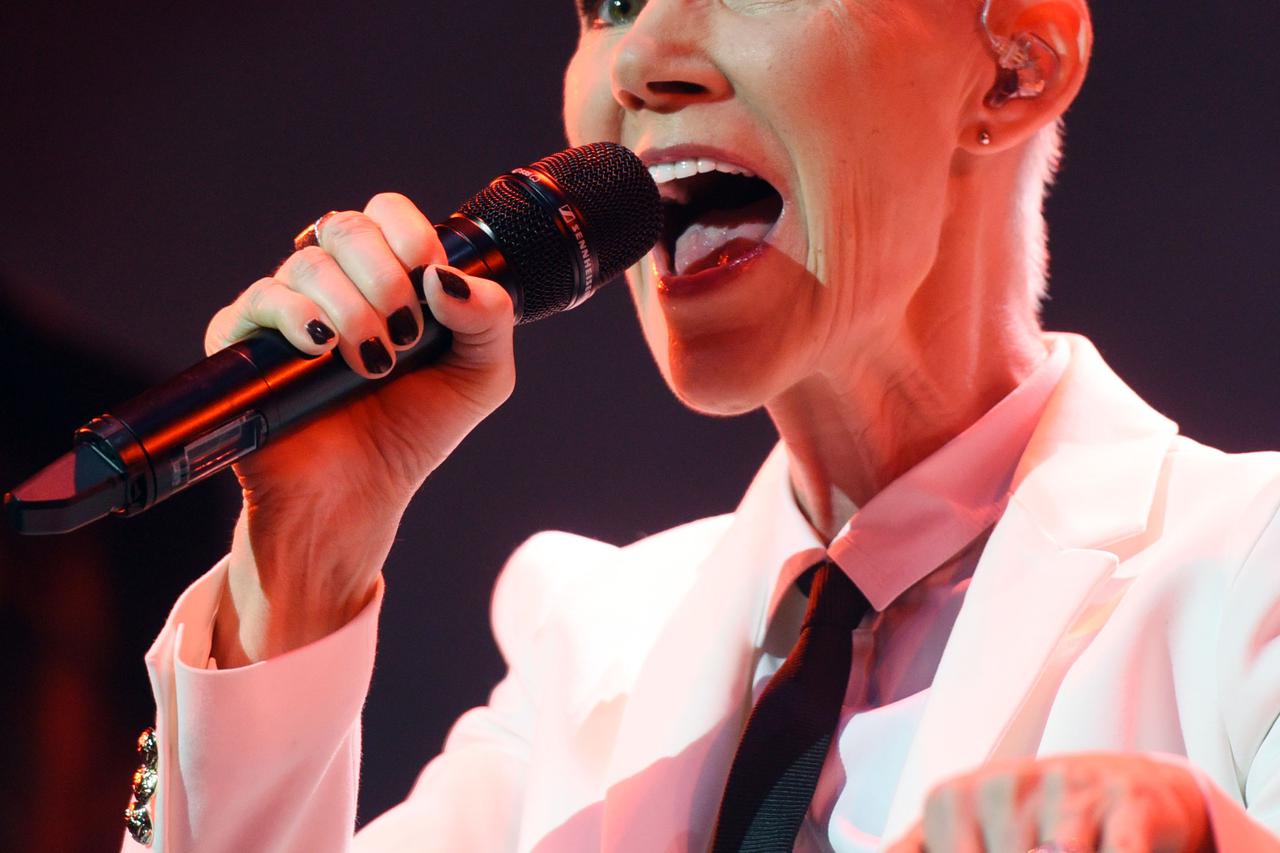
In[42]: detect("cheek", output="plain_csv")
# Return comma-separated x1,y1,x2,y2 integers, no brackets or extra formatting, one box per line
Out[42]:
562,45,620,146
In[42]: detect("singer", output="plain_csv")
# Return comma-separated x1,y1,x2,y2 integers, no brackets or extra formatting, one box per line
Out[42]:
119,0,1278,851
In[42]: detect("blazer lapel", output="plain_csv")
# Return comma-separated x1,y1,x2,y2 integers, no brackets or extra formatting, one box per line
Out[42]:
599,446,822,853
881,333,1179,844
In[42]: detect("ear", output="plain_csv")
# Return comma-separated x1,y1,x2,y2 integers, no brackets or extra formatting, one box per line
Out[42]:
958,0,1092,154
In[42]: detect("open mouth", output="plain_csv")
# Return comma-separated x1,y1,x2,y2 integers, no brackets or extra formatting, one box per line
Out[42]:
651,163,784,278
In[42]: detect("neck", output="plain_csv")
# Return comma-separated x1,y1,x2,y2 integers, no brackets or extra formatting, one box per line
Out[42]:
768,154,1047,540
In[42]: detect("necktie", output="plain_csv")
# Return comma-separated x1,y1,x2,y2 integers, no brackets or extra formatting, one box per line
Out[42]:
710,559,871,852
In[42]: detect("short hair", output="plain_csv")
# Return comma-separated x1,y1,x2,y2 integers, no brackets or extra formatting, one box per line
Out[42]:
1018,118,1065,311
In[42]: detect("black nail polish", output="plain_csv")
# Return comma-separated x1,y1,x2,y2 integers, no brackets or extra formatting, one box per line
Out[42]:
359,338,393,375
437,268,471,301
306,319,335,345
386,307,419,346
410,266,428,302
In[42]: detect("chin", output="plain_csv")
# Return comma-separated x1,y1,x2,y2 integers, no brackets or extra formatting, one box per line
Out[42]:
657,329,794,417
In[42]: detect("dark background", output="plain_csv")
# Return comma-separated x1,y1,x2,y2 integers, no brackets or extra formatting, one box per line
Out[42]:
1,2,1276,849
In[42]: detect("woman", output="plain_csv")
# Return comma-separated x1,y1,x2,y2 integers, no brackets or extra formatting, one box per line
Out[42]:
122,0,1280,850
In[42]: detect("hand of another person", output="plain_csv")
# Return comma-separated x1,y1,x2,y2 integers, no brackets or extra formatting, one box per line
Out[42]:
884,752,1212,853
204,194,516,666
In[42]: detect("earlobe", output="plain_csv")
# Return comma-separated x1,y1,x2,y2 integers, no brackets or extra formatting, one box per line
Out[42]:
959,0,1091,154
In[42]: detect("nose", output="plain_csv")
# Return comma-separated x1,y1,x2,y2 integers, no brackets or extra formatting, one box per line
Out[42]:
610,2,731,114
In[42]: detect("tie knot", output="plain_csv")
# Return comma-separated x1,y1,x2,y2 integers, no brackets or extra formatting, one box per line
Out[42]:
802,560,869,632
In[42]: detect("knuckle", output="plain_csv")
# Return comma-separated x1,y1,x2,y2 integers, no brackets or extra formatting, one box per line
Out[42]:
365,191,415,216
243,277,276,315
924,780,960,818
288,245,334,282
322,210,380,245
976,771,1018,816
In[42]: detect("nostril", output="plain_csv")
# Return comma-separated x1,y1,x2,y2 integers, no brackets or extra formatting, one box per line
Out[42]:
648,80,708,96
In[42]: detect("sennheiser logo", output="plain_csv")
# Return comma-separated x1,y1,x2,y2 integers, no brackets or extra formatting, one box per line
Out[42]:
560,204,593,289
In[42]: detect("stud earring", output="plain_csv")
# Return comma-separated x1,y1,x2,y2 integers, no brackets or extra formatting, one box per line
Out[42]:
978,128,992,146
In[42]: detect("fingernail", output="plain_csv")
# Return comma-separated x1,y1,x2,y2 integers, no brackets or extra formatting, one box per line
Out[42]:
306,319,335,345
410,266,428,302
387,307,419,346
437,268,471,301
359,338,393,375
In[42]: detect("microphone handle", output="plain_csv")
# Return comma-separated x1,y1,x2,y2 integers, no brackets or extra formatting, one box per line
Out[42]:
79,221,506,518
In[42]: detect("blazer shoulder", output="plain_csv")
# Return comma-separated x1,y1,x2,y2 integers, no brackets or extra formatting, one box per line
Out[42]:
489,515,735,665
490,530,619,663
1164,437,1280,526
1149,438,1280,592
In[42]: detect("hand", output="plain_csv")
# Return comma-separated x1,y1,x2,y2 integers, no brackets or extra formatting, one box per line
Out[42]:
205,194,516,666
885,753,1212,853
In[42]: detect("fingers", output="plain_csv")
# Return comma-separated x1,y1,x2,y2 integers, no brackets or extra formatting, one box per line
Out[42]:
922,780,984,853
363,191,445,270
205,277,338,358
313,209,423,349
277,245,399,378
208,196,511,388
976,766,1041,853
1038,761,1103,853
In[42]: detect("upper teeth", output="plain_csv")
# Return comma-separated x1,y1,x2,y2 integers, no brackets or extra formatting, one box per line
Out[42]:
647,158,755,185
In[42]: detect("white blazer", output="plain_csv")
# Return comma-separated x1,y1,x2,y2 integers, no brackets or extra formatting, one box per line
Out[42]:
125,333,1280,852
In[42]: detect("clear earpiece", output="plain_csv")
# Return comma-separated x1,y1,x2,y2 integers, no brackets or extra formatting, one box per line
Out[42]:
978,0,1059,107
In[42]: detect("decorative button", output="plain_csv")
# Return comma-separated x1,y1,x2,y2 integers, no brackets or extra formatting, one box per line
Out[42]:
125,803,153,845
137,727,157,769
132,764,158,804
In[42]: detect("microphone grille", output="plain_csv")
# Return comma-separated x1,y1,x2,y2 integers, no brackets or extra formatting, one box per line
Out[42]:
527,142,662,284
457,143,660,324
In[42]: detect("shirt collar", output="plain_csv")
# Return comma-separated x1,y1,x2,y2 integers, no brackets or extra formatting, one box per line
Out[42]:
822,337,1070,610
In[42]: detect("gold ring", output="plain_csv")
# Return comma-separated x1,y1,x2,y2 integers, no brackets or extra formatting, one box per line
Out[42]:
292,210,339,251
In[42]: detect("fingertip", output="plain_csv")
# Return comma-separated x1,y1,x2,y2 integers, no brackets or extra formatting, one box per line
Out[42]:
432,265,515,321
435,266,473,302
303,317,338,352
357,336,395,377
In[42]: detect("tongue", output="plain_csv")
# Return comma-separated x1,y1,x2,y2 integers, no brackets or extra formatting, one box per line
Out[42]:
673,197,778,276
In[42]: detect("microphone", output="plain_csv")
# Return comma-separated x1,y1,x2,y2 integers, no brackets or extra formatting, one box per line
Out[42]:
5,142,662,535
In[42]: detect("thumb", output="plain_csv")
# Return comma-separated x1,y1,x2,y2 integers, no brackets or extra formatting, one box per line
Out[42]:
420,264,515,371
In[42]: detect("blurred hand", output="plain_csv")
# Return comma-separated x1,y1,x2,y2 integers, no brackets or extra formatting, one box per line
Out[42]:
205,193,516,666
885,753,1212,853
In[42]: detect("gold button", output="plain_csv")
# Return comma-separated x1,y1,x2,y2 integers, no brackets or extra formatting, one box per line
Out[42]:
137,727,157,770
132,764,158,804
125,803,153,846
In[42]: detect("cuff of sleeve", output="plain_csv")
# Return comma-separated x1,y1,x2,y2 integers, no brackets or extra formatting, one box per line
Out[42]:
140,557,383,850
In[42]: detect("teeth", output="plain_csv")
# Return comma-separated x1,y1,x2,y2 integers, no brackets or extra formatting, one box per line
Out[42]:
650,163,677,184
648,157,756,185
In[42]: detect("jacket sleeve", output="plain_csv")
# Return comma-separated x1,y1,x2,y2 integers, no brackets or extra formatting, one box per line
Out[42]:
121,530,607,853
1201,494,1280,850
120,556,382,852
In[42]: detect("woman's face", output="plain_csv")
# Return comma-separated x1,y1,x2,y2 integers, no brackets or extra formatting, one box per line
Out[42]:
564,0,982,414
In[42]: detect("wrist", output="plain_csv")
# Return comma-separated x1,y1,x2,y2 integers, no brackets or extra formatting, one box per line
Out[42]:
212,501,393,666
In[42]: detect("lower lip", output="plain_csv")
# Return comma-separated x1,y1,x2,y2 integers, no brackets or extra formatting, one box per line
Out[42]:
656,240,772,299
